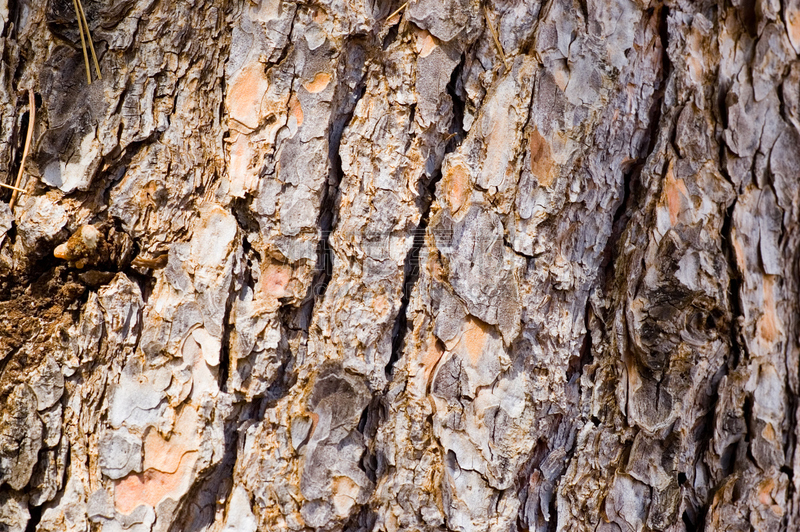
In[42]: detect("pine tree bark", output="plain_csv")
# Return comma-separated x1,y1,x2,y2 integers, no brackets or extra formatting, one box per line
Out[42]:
1,0,799,531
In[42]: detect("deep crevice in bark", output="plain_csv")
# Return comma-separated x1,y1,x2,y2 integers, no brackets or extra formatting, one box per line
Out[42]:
218,275,236,394
721,199,743,369
6,0,20,37
569,303,594,381
272,9,299,68
258,347,299,412
386,54,467,379
657,4,672,84
1,104,28,205
167,403,258,532
309,41,368,320
342,503,378,532
447,53,468,148
385,214,424,378
23,495,42,532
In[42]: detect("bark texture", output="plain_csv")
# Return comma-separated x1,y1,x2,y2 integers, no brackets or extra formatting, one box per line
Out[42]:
1,0,799,531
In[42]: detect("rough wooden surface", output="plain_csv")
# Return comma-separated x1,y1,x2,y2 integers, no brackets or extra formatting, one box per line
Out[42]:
1,0,799,531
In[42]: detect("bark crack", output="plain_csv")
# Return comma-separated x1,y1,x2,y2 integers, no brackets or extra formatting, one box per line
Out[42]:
309,42,368,316
385,53,467,379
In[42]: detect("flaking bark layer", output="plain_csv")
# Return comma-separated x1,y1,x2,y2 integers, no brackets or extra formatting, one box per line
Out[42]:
0,1,799,531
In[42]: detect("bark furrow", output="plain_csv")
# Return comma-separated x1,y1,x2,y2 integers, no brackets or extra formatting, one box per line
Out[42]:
0,1,799,532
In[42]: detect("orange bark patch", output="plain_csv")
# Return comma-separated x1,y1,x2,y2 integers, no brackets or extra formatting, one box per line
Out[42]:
412,27,434,56
288,95,304,128
228,134,254,196
458,318,491,366
418,32,437,57
759,275,779,343
730,227,747,273
143,407,199,473
142,435,194,475
228,63,269,129
529,128,556,187
758,478,776,506
372,294,391,319
229,133,249,173
422,340,445,387
261,261,292,298
303,72,331,94
762,422,776,443
114,407,201,513
663,161,690,226
307,411,319,441
553,68,569,92
114,452,197,514
443,163,470,213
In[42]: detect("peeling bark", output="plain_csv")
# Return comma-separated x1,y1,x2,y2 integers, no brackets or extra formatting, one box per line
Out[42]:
1,0,799,531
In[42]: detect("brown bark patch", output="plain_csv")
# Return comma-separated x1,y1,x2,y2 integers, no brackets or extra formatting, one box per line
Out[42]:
529,128,556,188
758,275,779,343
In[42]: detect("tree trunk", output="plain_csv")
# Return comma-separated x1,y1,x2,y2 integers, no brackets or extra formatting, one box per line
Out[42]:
1,0,799,530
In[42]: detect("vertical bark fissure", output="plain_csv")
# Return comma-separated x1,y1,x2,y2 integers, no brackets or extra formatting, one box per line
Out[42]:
215,1,236,395
2,105,28,204
166,401,259,532
774,73,798,513
217,273,235,393
708,33,749,532
386,54,467,379
23,498,42,532
310,42,368,320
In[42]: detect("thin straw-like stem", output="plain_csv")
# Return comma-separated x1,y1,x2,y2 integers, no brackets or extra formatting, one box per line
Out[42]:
10,90,35,209
386,2,408,22
76,0,102,80
73,0,92,84
484,4,508,69
0,183,26,193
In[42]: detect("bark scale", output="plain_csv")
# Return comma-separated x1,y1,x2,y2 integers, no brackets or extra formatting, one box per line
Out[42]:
0,0,799,531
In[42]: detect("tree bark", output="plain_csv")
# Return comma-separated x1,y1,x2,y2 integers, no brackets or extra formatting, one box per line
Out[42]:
1,0,799,531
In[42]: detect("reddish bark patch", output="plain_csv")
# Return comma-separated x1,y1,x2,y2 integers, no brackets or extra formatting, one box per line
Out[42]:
529,128,556,187
228,63,269,130
443,162,470,213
